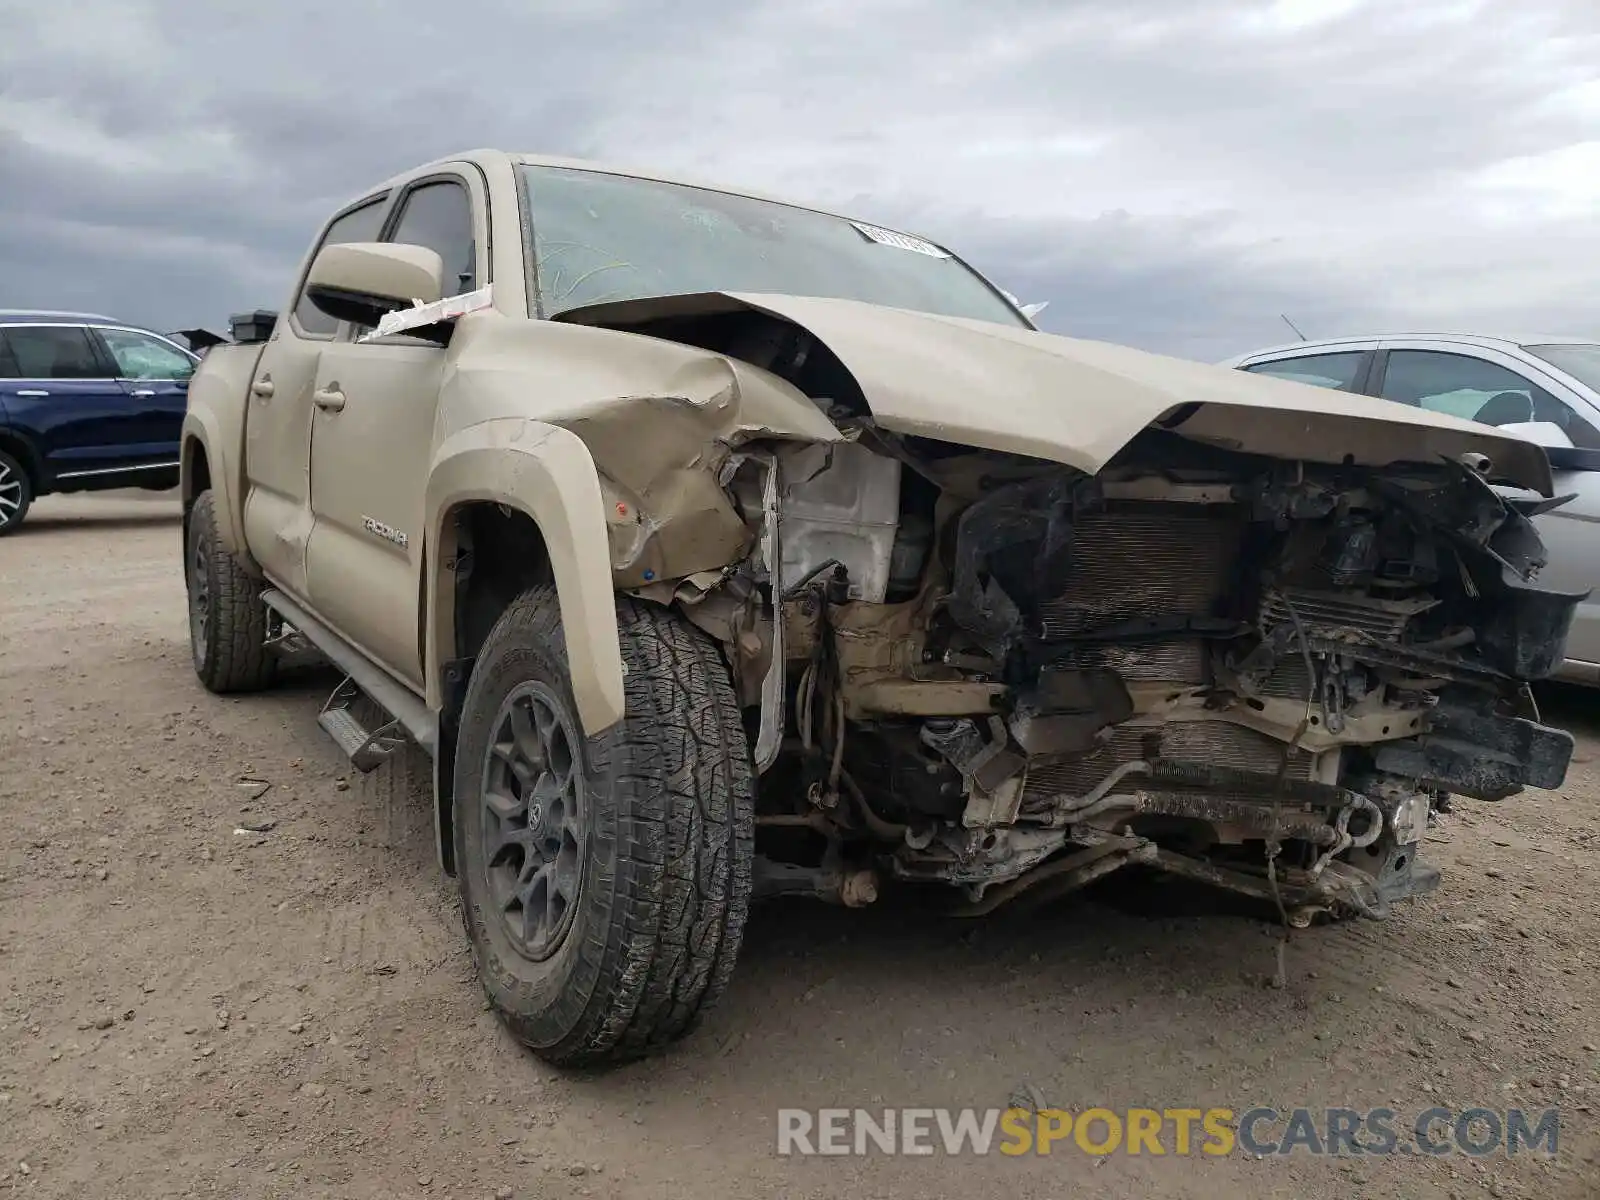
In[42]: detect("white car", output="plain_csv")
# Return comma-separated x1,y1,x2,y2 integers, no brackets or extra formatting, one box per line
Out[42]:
1221,334,1600,683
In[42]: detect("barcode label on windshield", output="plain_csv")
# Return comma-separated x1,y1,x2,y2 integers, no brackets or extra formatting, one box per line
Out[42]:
849,221,951,258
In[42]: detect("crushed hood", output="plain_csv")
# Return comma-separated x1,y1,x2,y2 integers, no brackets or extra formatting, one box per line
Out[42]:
556,291,1555,495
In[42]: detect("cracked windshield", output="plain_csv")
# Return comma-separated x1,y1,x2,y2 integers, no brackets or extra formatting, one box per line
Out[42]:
522,163,1028,325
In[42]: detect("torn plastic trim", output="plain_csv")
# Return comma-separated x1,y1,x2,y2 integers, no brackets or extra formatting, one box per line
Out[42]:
1373,702,1574,799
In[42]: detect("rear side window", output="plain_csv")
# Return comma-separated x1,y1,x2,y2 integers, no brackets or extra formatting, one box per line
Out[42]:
294,196,389,336
1242,351,1365,391
98,328,196,380
0,326,106,379
388,180,476,295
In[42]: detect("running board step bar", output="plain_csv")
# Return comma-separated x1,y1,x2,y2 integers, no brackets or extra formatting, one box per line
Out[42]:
318,677,406,772
260,589,437,765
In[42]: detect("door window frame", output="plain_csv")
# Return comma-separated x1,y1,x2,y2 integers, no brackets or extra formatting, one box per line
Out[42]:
288,191,395,341
341,168,492,349
1239,346,1377,393
0,323,120,382
87,326,200,382
380,172,488,291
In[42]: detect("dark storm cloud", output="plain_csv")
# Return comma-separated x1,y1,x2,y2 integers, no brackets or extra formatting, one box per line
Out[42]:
1,0,1596,353
945,213,1364,360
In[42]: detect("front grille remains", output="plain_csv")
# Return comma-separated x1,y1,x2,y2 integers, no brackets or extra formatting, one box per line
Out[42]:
1022,719,1314,807
1039,510,1245,684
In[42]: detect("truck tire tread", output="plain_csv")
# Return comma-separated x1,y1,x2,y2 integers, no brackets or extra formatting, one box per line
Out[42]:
188,490,277,694
455,587,753,1067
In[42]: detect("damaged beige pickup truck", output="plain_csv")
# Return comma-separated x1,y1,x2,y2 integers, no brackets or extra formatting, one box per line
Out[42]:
181,150,1580,1066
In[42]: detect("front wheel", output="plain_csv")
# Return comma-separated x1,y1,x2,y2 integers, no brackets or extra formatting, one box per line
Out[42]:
454,587,754,1067
0,448,32,535
186,490,278,693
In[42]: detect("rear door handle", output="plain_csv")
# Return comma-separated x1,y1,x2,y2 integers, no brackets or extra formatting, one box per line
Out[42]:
250,377,274,399
313,386,346,413
131,389,156,398
16,389,49,397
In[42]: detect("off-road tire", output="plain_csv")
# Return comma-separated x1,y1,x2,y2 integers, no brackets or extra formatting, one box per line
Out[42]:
0,448,32,535
454,587,754,1067
186,490,278,694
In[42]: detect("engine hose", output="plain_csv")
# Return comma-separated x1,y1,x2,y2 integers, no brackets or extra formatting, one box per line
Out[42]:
1047,761,1153,824
840,770,908,842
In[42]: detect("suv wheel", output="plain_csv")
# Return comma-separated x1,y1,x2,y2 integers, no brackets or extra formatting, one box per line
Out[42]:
0,449,32,535
454,587,754,1067
185,490,278,693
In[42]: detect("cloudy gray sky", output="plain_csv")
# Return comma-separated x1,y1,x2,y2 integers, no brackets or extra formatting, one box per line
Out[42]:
1,0,1596,360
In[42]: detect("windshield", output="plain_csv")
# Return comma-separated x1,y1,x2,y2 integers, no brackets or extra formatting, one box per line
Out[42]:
520,164,1028,328
1524,343,1600,394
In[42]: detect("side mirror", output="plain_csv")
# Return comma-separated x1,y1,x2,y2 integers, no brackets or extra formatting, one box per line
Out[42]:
1498,420,1575,451
305,242,445,328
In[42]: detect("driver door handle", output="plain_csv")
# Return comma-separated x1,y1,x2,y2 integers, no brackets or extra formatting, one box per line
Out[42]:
313,385,347,413
250,376,274,399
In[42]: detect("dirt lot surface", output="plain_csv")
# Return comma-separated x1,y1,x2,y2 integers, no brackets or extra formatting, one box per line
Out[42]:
2,494,1598,1199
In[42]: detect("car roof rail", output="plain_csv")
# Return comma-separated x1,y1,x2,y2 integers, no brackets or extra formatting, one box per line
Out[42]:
0,308,118,322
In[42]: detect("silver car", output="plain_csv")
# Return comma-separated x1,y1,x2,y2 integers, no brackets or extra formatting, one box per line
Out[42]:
1220,334,1600,683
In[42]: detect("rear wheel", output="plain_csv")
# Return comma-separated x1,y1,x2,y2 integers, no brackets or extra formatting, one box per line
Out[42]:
186,490,278,693
0,449,32,535
454,587,754,1067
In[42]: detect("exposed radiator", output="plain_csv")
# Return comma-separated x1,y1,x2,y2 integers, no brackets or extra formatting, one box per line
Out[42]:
1022,719,1314,807
1039,509,1244,684
1260,586,1435,643
1256,587,1435,696
1261,654,1315,700
1048,640,1209,684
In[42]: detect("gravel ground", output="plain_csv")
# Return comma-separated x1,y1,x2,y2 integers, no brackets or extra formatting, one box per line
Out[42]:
2,494,1598,1199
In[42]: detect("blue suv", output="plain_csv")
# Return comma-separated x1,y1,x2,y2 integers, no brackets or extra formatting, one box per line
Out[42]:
0,310,199,534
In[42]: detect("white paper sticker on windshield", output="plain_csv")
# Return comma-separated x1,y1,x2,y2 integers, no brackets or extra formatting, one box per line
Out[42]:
848,221,951,258
358,284,494,342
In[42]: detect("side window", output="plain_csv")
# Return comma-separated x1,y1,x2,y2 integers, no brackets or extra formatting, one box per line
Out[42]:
98,329,196,380
1242,351,1365,391
1377,350,1600,447
1,326,106,379
294,196,389,337
0,335,21,379
388,181,476,295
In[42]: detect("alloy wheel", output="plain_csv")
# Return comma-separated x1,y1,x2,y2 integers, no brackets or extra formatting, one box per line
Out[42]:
479,681,587,961
0,461,22,530
187,533,211,665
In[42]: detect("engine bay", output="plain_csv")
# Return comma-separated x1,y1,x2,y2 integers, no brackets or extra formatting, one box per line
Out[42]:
585,306,1581,920
730,423,1579,919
